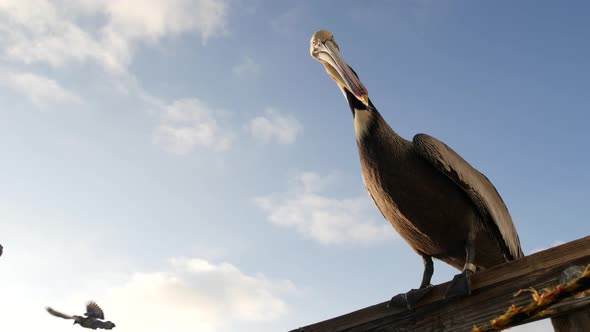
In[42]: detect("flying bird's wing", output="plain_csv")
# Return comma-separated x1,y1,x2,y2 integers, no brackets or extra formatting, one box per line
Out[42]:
46,307,74,319
412,133,524,260
85,301,105,319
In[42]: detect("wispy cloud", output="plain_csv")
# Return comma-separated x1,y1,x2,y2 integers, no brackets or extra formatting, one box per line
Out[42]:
245,109,302,145
232,56,261,77
0,70,82,107
0,0,231,75
154,98,233,155
270,6,305,34
255,172,394,246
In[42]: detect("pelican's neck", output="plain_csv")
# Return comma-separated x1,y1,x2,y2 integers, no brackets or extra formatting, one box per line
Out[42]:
340,88,405,146
340,87,373,140
354,108,374,141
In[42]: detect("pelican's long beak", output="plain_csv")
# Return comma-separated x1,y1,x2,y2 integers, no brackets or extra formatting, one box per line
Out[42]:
310,31,369,106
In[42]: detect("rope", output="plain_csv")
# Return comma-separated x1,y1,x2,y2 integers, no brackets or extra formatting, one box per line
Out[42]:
472,264,590,332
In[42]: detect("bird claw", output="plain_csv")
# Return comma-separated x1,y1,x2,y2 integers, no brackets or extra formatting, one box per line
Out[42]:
388,285,433,310
388,293,408,308
445,270,473,299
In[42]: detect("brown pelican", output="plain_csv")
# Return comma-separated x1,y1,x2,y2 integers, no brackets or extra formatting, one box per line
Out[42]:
310,30,524,308
46,301,116,330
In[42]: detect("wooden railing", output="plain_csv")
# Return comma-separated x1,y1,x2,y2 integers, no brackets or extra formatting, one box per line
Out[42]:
291,236,590,332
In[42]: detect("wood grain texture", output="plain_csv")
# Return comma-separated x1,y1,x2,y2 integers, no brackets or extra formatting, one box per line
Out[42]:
291,236,590,332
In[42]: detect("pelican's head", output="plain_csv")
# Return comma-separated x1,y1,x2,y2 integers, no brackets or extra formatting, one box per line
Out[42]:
310,30,369,106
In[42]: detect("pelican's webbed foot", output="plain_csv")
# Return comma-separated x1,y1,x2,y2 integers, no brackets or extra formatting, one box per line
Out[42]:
388,285,433,309
446,239,477,299
445,269,473,299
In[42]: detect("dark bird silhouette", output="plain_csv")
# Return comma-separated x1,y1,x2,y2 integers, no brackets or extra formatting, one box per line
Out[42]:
310,30,524,309
0,243,3,257
46,301,116,330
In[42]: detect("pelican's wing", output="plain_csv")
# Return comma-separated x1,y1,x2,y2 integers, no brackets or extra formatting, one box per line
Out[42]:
46,307,74,320
413,133,524,260
85,301,105,319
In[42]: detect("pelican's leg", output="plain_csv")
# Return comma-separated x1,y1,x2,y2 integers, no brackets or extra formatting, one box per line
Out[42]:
445,238,476,299
388,254,434,309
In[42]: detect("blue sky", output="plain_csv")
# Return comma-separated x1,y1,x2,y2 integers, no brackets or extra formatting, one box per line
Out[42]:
1,1,588,331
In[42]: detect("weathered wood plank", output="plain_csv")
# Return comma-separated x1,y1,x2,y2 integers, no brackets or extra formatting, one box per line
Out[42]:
291,236,590,332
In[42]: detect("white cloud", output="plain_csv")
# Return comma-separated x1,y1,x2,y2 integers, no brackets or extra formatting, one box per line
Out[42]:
98,258,295,332
102,0,228,43
0,0,232,150
0,0,230,74
255,171,394,246
232,56,261,77
154,98,233,154
245,109,302,144
0,257,295,332
0,70,82,106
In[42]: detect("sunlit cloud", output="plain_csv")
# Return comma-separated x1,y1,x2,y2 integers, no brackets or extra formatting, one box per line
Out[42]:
255,171,394,246
0,70,83,107
245,109,302,145
0,257,295,332
153,98,233,154
0,0,230,75
97,258,295,332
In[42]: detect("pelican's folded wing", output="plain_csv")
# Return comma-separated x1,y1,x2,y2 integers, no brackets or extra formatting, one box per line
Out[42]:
413,133,524,260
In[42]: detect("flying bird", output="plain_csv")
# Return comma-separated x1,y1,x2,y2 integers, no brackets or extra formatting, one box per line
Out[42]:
46,301,116,330
310,30,524,309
